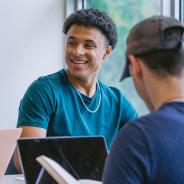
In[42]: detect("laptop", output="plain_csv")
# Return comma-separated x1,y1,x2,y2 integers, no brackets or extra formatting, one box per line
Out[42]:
17,136,108,184
0,128,22,177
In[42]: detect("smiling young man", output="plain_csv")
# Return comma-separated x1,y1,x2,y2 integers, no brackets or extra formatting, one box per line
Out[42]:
15,8,138,171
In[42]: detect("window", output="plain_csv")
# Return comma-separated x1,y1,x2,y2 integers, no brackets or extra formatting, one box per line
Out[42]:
180,0,184,22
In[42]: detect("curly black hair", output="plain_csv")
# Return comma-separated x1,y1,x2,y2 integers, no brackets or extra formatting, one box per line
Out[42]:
63,8,118,49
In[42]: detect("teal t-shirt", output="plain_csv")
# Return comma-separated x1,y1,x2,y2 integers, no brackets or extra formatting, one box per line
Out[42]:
17,69,138,149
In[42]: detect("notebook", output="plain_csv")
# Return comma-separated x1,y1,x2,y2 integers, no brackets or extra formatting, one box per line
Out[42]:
17,136,108,184
0,128,22,177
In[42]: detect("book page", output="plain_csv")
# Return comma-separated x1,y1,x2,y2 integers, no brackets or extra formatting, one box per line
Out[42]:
79,179,102,184
36,155,80,184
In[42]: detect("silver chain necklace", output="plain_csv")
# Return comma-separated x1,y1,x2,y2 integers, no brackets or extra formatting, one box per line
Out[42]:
75,82,101,113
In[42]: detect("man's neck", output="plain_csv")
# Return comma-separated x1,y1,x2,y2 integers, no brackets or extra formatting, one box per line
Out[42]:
150,76,184,110
65,70,97,97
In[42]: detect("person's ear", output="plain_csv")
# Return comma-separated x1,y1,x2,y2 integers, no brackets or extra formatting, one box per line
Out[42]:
128,55,142,78
103,46,112,59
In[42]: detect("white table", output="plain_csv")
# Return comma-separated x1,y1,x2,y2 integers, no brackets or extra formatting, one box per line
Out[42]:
0,175,103,184
0,174,25,184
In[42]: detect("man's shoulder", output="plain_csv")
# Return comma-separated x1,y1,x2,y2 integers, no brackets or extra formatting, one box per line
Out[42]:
126,111,160,127
38,69,65,81
121,108,175,138
99,81,122,97
26,69,65,93
98,81,136,112
34,69,67,87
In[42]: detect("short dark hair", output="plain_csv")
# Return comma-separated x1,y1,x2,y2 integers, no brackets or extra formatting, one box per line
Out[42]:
63,8,118,49
137,47,184,77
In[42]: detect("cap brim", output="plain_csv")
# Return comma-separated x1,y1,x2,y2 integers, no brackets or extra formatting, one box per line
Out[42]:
120,62,130,81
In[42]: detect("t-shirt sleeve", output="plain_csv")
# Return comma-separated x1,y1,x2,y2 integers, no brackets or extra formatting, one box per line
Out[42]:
103,122,151,184
17,77,56,129
121,96,138,124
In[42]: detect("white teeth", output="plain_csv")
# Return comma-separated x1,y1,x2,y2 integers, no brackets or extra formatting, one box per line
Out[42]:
72,60,86,64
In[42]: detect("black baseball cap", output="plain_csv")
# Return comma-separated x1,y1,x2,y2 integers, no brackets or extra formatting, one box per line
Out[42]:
120,15,184,81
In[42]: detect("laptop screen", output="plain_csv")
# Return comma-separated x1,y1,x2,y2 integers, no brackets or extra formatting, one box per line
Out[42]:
0,128,22,177
17,136,108,184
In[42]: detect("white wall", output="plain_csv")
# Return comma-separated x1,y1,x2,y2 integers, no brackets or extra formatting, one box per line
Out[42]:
0,0,65,128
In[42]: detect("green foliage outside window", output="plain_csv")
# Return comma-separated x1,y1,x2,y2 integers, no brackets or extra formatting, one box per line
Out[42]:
87,0,161,115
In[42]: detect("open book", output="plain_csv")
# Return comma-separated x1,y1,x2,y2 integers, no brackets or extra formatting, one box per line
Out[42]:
36,155,102,184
